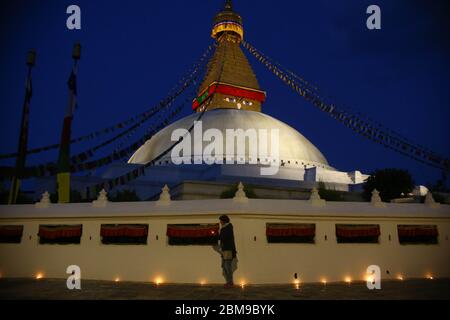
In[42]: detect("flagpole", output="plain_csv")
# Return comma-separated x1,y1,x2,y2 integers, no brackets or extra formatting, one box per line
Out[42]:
8,50,36,204
57,43,81,203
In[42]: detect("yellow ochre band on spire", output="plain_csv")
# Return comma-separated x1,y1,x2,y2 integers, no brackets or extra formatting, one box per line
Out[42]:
212,21,244,41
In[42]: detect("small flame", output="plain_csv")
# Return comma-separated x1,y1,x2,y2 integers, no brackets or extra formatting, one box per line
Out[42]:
35,273,44,280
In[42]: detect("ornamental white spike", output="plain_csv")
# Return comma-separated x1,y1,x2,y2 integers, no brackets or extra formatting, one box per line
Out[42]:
157,184,171,206
309,187,325,207
93,188,109,207
424,191,440,209
35,191,51,208
371,189,386,208
233,182,248,203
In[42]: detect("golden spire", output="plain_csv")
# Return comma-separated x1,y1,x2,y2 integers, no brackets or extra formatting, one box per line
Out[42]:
193,1,266,113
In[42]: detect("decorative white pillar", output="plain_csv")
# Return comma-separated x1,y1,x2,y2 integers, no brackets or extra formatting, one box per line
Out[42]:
309,187,325,207
93,189,109,207
35,191,51,208
371,189,386,207
233,182,248,203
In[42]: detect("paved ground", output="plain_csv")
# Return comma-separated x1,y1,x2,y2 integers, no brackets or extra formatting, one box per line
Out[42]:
0,278,449,300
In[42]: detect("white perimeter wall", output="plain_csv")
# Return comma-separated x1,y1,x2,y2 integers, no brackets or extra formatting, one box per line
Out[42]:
0,200,449,285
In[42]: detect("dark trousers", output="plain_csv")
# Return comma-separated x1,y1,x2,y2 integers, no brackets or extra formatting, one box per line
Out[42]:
221,258,233,285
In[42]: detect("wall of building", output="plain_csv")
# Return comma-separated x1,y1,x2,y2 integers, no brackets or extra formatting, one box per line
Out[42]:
0,200,449,285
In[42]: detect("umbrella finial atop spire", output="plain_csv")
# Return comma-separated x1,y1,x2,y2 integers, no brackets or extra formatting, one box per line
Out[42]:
224,0,233,11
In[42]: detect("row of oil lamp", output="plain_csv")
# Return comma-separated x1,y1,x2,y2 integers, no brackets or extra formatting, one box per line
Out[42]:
9,272,434,288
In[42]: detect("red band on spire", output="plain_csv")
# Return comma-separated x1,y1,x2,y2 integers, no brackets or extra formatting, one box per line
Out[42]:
192,82,266,110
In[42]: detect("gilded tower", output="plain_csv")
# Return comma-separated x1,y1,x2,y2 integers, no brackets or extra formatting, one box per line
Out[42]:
192,0,266,112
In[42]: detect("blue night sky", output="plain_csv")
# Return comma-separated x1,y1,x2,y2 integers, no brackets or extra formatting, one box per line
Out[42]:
1,0,449,188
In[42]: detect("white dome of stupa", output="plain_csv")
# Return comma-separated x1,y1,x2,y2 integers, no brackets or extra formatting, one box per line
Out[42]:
128,109,332,170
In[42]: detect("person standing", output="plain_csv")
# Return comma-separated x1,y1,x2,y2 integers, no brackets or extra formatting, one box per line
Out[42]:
218,215,237,288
